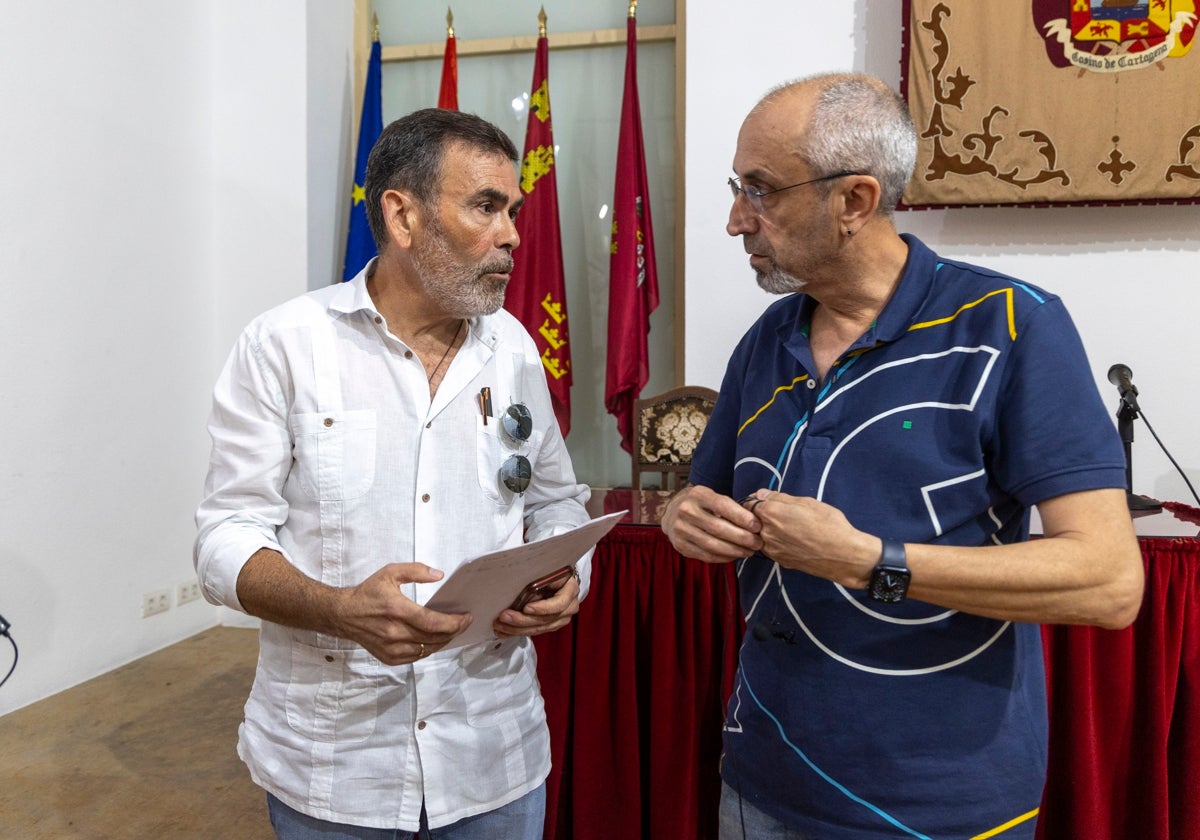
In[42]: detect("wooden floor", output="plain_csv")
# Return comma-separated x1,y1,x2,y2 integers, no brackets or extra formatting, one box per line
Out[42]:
0,626,274,839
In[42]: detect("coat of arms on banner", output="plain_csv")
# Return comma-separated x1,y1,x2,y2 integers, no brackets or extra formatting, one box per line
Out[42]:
901,1,1200,207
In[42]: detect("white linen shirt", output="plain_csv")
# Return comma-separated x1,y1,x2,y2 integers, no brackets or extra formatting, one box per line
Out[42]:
194,266,591,831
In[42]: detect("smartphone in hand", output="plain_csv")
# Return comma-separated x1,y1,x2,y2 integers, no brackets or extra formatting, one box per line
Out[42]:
510,566,575,611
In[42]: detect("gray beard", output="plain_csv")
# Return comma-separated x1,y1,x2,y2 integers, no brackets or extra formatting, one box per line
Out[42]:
756,265,806,295
411,224,512,318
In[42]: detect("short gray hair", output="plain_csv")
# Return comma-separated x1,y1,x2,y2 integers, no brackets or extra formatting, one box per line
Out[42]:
758,73,917,216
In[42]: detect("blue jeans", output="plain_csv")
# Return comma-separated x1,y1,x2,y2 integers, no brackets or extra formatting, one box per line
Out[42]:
267,784,546,840
719,782,813,840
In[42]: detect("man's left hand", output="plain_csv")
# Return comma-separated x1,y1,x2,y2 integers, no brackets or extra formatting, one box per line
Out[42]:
492,574,581,638
745,489,879,588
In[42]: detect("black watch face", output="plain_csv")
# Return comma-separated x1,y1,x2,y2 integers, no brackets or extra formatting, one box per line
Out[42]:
869,566,911,603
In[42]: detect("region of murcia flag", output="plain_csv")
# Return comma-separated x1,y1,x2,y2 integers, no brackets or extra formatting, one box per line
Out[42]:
505,16,572,437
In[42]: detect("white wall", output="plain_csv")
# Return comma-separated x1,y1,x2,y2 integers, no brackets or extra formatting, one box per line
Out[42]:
685,0,1200,509
0,0,353,716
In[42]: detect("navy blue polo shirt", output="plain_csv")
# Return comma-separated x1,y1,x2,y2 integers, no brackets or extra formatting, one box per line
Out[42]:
690,234,1126,839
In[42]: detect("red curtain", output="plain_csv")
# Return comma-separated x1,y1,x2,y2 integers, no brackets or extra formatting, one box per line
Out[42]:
534,525,741,840
1038,537,1200,840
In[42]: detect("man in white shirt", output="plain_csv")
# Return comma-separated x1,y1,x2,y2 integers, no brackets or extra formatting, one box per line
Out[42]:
194,108,591,840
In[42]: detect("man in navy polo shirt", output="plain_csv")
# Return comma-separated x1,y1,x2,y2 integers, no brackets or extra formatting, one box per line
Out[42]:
662,73,1144,840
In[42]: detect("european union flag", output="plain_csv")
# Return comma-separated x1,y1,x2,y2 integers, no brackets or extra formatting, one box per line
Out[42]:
343,37,382,281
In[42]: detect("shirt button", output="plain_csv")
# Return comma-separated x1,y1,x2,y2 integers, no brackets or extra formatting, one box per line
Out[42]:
324,655,334,662
323,417,334,427
425,421,432,429
374,316,382,325
807,379,817,390
422,493,431,503
417,721,427,730
404,350,414,359
493,642,503,650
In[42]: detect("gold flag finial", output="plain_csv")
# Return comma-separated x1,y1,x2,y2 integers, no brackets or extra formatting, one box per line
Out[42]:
628,0,637,19
372,13,379,42
538,6,547,37
446,7,454,38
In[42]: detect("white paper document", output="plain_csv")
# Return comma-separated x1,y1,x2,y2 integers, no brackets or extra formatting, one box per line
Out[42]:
425,510,628,650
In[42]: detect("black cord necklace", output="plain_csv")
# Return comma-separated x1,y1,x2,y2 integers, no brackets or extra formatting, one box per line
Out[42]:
427,319,465,386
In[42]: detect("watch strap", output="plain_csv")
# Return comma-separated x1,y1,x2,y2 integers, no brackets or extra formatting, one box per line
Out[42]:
880,539,907,571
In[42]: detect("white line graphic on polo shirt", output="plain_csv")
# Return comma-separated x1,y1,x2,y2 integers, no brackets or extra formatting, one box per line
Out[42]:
785,345,1011,673
723,561,779,735
839,468,988,625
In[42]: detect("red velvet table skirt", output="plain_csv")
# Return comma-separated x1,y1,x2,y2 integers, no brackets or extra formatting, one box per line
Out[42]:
533,523,741,840
1037,537,1200,840
535,525,1200,840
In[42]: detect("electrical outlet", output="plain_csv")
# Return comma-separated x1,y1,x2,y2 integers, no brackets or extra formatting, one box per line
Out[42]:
177,580,202,606
141,589,171,618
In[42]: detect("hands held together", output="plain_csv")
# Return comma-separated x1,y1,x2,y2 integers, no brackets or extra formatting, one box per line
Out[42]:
661,485,880,590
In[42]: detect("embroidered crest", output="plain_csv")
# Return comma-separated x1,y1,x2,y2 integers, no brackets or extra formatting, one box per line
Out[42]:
1035,0,1197,71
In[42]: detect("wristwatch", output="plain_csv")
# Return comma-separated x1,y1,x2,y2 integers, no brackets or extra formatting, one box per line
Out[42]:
868,539,910,603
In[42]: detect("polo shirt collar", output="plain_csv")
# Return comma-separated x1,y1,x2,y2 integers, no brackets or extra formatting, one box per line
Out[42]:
784,233,935,352
869,233,935,344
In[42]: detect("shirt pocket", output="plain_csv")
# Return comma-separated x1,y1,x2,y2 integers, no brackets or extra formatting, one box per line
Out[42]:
284,642,381,744
475,419,505,504
474,417,546,505
461,641,538,728
289,410,377,501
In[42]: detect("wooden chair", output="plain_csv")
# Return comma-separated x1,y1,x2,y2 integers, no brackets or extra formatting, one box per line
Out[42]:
631,386,719,491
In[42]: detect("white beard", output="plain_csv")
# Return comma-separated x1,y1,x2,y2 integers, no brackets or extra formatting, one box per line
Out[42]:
410,219,512,318
755,263,806,295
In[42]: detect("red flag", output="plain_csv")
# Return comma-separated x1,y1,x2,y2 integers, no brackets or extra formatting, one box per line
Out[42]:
605,13,660,453
506,28,572,436
437,15,458,110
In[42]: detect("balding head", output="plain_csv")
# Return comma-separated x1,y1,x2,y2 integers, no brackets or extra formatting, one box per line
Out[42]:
747,73,917,216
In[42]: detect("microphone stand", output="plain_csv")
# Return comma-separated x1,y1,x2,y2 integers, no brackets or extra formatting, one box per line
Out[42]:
1115,395,1162,513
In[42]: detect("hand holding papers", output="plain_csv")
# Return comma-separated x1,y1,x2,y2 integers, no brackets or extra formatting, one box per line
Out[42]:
425,511,627,650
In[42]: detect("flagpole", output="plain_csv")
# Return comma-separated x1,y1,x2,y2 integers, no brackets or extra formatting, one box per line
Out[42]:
446,7,454,38
538,6,547,38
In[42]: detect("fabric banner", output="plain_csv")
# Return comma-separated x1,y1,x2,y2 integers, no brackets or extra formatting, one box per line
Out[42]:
342,37,382,281
901,1,1200,207
506,31,572,437
438,27,458,110
606,14,660,454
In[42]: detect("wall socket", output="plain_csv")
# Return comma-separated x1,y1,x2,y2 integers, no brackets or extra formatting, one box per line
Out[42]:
141,589,171,618
177,579,202,606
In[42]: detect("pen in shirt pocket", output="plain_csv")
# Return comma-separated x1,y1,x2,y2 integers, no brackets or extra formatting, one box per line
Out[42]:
479,386,493,425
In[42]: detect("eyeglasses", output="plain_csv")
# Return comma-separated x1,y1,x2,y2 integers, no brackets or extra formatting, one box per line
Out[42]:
728,170,861,214
499,402,533,494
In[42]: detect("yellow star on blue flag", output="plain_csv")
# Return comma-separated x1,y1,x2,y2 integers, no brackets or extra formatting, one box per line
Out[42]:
343,38,382,281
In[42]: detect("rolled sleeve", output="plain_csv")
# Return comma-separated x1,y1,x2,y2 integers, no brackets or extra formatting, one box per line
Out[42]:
194,331,293,611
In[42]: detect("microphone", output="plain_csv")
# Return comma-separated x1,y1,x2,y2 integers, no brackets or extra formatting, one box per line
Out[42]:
1107,363,1139,408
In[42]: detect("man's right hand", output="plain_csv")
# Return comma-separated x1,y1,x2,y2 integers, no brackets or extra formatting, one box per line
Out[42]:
236,551,471,666
661,485,763,564
332,563,472,665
